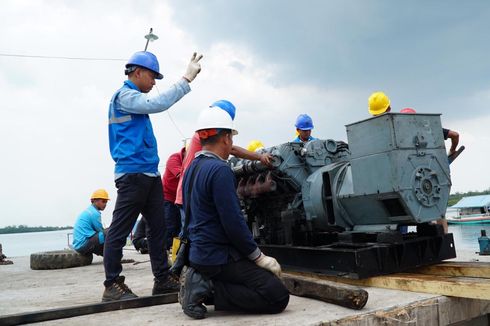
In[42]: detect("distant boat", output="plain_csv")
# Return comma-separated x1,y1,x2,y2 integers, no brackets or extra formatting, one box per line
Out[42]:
447,214,490,224
448,195,490,224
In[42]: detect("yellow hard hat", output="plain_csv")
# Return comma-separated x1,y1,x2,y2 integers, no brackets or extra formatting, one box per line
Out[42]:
368,91,391,116
90,189,110,200
247,140,265,152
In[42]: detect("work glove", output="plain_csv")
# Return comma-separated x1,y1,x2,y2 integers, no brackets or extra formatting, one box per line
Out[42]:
254,253,282,277
183,52,203,83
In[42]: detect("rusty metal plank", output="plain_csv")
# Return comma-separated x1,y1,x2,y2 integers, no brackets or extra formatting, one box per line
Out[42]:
0,293,178,326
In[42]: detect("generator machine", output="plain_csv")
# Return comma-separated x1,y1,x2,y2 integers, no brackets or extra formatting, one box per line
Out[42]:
232,113,456,278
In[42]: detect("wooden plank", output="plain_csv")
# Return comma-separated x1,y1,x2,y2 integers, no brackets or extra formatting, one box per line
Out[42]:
410,261,490,279
282,274,368,310
285,271,490,300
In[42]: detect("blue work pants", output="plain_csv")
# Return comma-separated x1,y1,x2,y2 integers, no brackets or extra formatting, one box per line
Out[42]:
104,173,168,286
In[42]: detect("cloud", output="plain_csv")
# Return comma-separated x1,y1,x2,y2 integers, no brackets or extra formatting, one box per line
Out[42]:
170,0,490,118
0,0,488,227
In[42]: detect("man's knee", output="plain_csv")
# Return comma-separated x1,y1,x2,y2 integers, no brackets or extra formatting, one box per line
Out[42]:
94,245,104,257
264,276,289,313
269,293,289,313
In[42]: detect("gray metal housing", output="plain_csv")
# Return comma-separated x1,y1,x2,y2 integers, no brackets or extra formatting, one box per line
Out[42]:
233,113,451,238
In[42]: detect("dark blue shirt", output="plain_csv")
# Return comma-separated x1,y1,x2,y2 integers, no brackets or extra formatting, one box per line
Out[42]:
442,128,449,140
183,151,260,265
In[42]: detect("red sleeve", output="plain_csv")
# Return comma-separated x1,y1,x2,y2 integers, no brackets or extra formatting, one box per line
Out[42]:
175,132,202,205
181,132,202,173
166,153,182,178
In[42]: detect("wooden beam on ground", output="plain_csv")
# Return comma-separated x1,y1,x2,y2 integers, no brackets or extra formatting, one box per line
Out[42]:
285,271,490,300
409,261,490,279
282,274,368,310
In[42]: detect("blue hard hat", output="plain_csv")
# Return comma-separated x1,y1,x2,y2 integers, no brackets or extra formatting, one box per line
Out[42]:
295,114,314,130
210,100,236,120
125,51,163,80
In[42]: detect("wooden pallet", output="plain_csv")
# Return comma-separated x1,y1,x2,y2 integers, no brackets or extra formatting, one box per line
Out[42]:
284,261,490,300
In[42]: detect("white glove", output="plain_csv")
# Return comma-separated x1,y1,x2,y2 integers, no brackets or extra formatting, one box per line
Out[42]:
183,52,203,83
254,253,282,277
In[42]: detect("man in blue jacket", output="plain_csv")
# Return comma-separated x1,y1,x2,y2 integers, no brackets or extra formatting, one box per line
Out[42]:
179,101,289,319
73,189,109,256
103,50,203,302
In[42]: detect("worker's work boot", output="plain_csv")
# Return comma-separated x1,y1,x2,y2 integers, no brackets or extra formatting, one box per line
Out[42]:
152,275,180,295
179,266,214,319
102,276,138,302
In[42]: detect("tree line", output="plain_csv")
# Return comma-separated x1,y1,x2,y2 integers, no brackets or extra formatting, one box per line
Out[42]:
0,225,73,234
448,188,490,207
0,188,488,233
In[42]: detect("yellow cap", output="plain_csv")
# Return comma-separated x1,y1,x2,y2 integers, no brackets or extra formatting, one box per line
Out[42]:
368,91,391,116
90,189,110,200
247,140,265,152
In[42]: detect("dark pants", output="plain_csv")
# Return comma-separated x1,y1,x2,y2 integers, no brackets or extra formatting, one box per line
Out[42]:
77,232,104,256
132,217,149,253
132,237,148,253
104,174,169,286
191,259,289,314
164,200,181,249
178,206,185,238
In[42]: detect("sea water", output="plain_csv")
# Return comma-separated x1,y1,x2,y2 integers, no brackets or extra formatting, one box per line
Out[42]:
1,224,489,257
0,229,72,257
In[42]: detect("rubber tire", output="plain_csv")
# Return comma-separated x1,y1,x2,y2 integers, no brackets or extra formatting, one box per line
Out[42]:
30,250,93,270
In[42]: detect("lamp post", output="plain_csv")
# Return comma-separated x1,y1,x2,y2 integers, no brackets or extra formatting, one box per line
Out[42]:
144,28,159,51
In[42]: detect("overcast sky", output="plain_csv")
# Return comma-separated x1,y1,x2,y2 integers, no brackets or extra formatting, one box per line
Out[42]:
1,0,489,227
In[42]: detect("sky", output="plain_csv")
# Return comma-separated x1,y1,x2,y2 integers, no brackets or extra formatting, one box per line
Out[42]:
0,0,489,227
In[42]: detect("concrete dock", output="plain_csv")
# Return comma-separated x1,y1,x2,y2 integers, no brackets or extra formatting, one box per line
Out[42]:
1,248,490,325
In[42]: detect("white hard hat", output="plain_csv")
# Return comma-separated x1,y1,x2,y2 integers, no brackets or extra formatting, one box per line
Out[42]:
196,106,238,135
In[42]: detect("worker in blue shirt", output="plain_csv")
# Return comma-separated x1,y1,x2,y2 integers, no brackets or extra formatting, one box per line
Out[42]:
73,189,109,256
292,114,317,143
103,50,203,302
179,101,289,319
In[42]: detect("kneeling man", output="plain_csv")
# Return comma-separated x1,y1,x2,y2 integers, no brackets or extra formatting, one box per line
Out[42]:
179,100,289,319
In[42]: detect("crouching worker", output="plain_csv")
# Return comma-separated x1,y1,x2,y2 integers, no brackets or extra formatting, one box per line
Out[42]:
73,189,109,256
179,102,289,319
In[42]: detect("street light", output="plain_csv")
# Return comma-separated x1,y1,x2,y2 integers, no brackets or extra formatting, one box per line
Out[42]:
144,28,159,51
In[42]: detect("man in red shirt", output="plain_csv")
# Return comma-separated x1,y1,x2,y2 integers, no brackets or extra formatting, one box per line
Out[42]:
162,147,186,249
175,131,273,211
